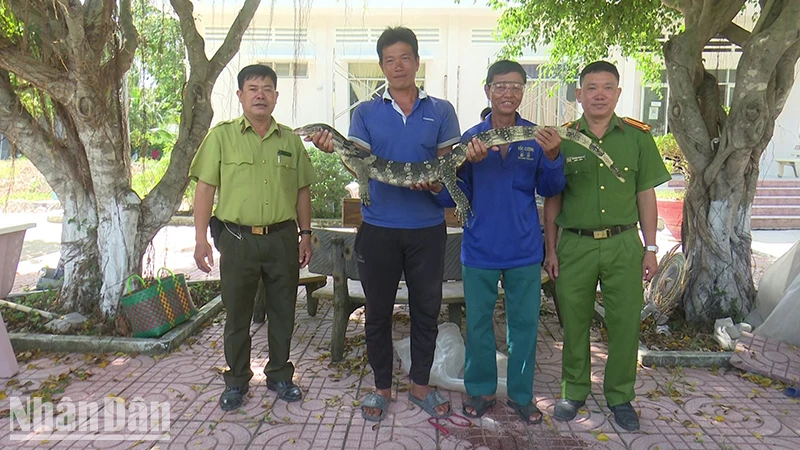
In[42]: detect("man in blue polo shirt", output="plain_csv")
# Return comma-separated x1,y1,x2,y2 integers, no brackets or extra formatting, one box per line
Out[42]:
310,26,460,422
436,60,565,424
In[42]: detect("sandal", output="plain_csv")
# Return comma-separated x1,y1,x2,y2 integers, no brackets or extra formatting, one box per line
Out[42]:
507,399,543,425
409,390,452,419
360,393,389,422
462,395,496,418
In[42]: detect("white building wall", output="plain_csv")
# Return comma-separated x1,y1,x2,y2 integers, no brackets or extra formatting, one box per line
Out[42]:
193,0,800,177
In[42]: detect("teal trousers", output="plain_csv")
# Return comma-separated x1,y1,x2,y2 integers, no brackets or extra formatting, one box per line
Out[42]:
555,228,644,407
463,264,542,405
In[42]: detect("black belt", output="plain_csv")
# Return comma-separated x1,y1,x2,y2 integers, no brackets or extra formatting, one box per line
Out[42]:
565,223,637,239
225,220,295,236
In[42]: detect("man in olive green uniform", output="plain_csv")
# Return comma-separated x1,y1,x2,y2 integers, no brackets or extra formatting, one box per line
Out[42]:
544,61,670,431
190,64,317,411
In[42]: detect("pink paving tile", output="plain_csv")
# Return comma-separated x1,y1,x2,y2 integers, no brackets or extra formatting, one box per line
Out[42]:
250,422,348,449
624,432,721,449
138,354,225,385
165,419,253,449
730,332,800,385
249,422,322,449
268,387,358,425
346,421,439,449
176,385,274,422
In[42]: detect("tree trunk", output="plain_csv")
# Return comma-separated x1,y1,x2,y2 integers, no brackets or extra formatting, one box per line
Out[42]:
663,0,800,323
0,0,262,317
680,141,757,322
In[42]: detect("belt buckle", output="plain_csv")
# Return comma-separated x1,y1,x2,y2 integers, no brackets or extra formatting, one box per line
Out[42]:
252,226,267,235
593,229,610,239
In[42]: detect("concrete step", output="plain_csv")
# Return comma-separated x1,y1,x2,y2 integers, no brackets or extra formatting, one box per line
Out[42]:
669,179,800,188
752,196,800,206
752,205,800,216
756,187,800,196
752,216,800,229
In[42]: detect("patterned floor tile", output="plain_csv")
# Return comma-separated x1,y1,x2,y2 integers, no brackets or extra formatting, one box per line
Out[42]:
164,419,254,449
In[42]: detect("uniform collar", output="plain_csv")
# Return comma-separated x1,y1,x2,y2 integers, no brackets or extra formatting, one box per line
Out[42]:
481,112,525,131
575,113,623,135
238,115,282,138
382,87,428,102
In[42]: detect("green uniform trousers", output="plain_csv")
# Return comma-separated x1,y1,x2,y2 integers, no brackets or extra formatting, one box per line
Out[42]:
463,264,542,405
218,224,299,388
555,228,643,407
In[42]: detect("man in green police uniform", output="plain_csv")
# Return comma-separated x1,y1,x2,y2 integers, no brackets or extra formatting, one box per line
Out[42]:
190,64,317,411
543,61,670,431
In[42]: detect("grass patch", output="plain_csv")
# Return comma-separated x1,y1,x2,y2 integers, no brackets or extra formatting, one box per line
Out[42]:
0,158,54,203
1,280,220,337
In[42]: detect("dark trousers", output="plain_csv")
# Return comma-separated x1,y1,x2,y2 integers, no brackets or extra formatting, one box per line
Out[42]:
354,221,446,390
217,224,299,388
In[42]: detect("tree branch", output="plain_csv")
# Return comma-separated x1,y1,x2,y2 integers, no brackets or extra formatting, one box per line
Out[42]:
772,39,800,119
695,0,746,48
720,22,750,47
139,0,261,244
100,0,139,80
703,0,800,184
208,0,262,81
82,0,113,55
0,37,74,103
58,0,89,68
0,71,68,193
752,0,780,35
663,34,713,173
169,0,208,73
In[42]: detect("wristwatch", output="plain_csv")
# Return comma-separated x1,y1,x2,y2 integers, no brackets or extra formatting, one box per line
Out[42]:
299,229,313,237
644,244,659,253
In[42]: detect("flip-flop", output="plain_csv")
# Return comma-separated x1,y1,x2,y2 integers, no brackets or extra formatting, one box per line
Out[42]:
360,393,388,422
462,395,496,418
409,390,452,419
507,399,543,425
784,387,800,398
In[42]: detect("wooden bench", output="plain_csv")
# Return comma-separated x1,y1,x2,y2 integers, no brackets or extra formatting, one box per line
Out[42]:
253,266,328,321
777,159,800,178
309,236,501,361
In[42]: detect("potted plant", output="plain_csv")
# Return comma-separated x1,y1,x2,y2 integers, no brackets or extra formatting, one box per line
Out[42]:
656,189,685,241
654,133,688,242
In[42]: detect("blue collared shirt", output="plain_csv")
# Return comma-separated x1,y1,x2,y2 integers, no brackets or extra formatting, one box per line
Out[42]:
437,113,566,269
349,89,461,229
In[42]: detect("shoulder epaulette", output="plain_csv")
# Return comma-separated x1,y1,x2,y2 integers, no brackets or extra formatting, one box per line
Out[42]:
213,118,237,128
622,117,651,132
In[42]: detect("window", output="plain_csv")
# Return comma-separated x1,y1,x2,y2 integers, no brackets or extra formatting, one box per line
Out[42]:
640,69,734,136
710,69,736,108
259,61,309,78
517,64,579,126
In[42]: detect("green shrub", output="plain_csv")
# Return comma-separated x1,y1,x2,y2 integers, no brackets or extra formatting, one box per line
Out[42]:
308,147,352,219
655,133,689,179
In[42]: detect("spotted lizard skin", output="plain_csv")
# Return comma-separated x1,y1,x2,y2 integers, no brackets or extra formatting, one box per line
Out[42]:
294,123,624,226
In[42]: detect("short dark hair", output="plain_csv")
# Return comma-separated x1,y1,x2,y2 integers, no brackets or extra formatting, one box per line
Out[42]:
579,61,619,85
480,107,492,121
486,60,527,85
376,27,419,63
237,64,277,90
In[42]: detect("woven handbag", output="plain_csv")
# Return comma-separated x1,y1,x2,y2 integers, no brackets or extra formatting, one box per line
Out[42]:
120,269,198,338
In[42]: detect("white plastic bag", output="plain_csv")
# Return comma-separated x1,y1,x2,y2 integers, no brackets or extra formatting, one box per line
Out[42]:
393,322,510,395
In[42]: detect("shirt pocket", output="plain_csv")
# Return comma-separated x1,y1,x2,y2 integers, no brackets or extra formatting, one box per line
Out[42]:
274,153,298,192
608,151,639,200
221,150,254,186
512,161,537,192
564,156,592,198
419,121,441,153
